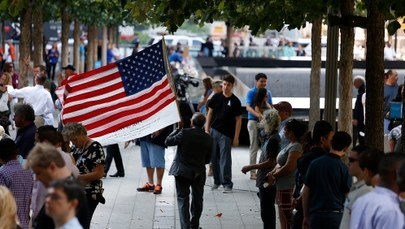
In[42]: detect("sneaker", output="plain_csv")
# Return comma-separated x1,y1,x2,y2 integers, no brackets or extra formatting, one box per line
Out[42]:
154,184,162,194
137,183,155,192
222,187,233,193
211,184,220,190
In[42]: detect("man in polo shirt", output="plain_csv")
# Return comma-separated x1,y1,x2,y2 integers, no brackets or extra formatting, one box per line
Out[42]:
302,131,352,229
245,73,272,179
14,103,37,159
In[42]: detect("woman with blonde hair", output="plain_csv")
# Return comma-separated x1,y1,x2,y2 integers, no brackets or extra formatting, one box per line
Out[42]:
0,186,21,229
242,108,281,229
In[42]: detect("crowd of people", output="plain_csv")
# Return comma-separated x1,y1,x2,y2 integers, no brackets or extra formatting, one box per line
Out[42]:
198,35,309,58
237,71,405,229
2,34,405,229
0,49,116,228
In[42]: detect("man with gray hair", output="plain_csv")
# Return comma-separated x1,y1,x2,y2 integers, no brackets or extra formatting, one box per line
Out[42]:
14,103,36,159
353,75,365,145
165,113,213,229
26,143,90,229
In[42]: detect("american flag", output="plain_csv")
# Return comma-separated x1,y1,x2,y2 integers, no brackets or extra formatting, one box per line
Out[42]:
61,40,180,145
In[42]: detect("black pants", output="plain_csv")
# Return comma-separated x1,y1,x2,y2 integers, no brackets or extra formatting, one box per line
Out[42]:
175,173,205,229
86,195,99,223
47,63,57,80
104,143,125,175
259,186,277,229
310,212,343,229
292,205,303,229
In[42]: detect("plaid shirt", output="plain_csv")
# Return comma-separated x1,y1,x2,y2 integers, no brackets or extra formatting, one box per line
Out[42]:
0,160,34,229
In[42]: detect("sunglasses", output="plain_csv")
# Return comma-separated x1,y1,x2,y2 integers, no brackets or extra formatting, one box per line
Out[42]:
348,157,358,163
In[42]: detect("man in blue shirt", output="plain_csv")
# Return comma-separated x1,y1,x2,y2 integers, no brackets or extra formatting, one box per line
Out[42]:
351,153,405,229
245,73,272,179
383,69,398,134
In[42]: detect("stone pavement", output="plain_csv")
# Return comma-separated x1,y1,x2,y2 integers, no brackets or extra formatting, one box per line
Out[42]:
90,142,266,229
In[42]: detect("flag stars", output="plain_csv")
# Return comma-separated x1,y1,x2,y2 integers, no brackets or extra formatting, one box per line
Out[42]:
117,42,166,97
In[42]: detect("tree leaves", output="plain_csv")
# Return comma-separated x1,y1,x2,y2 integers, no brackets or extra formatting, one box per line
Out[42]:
387,20,401,35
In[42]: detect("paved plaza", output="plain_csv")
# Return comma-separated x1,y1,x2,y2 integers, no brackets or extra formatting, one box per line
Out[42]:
91,142,266,229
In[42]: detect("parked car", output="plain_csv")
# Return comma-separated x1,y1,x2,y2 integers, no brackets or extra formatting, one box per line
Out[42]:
148,35,205,57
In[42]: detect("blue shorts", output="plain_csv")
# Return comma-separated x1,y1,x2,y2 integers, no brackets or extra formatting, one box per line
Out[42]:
140,141,165,168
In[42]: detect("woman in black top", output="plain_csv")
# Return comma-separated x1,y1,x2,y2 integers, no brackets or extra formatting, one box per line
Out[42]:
62,122,105,221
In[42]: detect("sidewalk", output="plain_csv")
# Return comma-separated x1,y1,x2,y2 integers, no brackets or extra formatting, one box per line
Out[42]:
91,143,264,229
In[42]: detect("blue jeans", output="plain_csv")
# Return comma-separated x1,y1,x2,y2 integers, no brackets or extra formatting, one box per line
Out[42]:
211,128,233,188
140,141,165,168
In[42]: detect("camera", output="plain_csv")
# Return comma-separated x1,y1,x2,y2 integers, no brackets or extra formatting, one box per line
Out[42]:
174,73,199,102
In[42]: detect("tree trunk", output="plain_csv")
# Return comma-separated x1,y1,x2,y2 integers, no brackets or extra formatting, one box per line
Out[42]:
1,20,5,48
365,0,385,150
73,20,80,71
101,26,107,66
226,22,233,57
32,0,43,67
61,7,70,68
86,25,94,71
338,0,355,135
108,26,115,44
19,7,32,88
93,25,98,67
308,17,322,130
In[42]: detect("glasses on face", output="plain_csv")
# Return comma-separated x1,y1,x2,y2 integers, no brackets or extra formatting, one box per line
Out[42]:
348,157,358,163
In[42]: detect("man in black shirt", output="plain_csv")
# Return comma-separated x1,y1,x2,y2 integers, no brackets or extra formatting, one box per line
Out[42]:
205,75,242,193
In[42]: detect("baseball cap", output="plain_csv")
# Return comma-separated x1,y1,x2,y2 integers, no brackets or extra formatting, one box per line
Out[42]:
62,64,76,71
273,101,293,113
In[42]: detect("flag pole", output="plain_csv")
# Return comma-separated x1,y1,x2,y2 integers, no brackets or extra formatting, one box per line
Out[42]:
161,35,183,127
